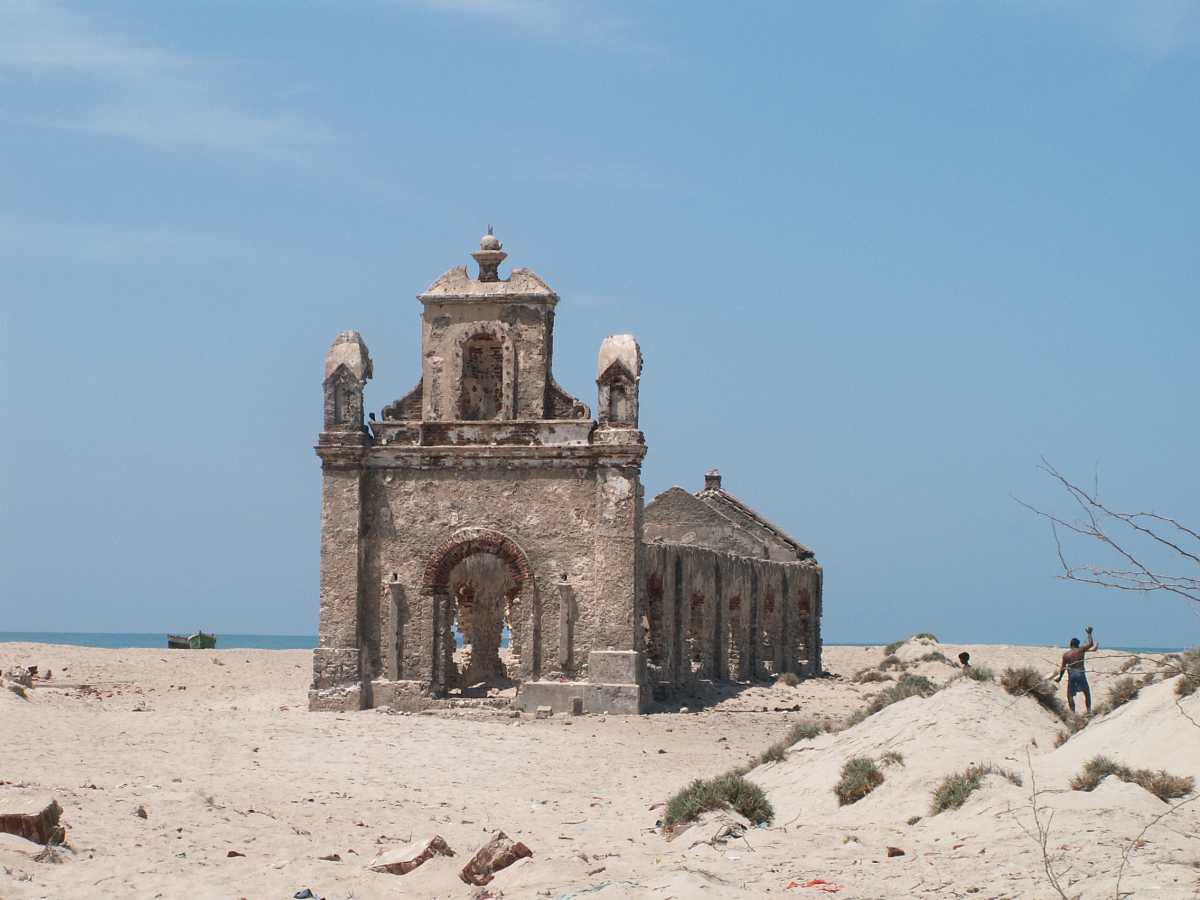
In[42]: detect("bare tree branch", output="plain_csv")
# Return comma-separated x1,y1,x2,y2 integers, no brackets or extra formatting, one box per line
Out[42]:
1014,460,1200,605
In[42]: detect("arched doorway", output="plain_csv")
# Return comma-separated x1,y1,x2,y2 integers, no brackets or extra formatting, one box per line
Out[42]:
421,528,539,695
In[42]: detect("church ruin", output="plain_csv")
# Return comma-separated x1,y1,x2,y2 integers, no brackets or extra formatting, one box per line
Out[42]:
311,232,822,714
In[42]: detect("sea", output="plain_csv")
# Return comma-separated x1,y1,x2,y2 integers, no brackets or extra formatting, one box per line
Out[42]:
0,631,503,650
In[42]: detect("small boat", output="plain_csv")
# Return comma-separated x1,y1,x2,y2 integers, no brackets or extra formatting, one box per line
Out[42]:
167,632,217,650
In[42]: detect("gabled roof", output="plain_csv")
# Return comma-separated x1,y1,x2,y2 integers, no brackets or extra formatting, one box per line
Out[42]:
696,486,814,561
419,266,558,303
643,482,816,563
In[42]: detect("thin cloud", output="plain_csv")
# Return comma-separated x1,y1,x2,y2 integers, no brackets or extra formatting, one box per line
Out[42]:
393,0,655,53
1043,0,1200,59
0,1,173,69
0,1,333,157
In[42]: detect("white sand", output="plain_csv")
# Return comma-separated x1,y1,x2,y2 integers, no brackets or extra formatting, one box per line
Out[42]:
0,640,1196,899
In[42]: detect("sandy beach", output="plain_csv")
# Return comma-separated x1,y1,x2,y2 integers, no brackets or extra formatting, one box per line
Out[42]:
1,639,1197,899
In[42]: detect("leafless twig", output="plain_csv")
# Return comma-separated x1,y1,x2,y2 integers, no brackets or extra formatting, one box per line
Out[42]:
1113,793,1200,900
1015,459,1200,605
1010,748,1076,900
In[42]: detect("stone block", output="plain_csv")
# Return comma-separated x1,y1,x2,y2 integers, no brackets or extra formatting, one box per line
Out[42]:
369,679,430,712
308,684,363,712
570,697,584,716
535,705,553,719
517,680,644,716
311,647,360,689
587,650,645,685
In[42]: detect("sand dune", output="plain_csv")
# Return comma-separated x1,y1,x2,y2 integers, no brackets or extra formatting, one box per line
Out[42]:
0,638,1196,898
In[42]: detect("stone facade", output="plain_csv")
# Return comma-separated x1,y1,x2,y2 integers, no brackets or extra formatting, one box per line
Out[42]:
310,232,822,714
641,471,822,694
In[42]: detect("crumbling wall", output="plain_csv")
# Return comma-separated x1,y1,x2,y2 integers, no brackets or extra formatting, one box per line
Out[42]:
640,542,823,691
360,462,637,692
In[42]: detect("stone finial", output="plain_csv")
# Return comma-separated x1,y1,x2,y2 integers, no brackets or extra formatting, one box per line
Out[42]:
596,334,642,428
324,330,373,382
323,330,372,432
471,226,507,282
704,469,722,491
596,334,642,380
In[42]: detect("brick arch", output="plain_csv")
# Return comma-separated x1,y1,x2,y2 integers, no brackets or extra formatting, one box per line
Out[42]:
422,527,532,597
423,527,539,691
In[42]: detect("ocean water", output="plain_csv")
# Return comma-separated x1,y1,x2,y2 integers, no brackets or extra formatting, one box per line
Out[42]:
0,632,318,650
0,630,505,650
0,633,1180,652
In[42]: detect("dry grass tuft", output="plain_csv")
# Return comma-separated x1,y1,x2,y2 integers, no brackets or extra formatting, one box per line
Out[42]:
961,664,994,682
1175,647,1200,698
1118,656,1141,674
1070,756,1195,801
1053,717,1085,748
1000,666,1069,723
853,668,891,684
664,772,774,828
845,674,937,728
749,720,825,768
776,671,801,688
879,750,905,767
930,764,1022,814
883,640,905,656
835,757,884,806
919,651,953,665
913,633,939,641
1105,677,1140,712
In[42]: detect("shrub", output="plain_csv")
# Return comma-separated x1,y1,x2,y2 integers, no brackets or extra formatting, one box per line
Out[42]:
1105,677,1140,712
1000,666,1068,722
845,674,938,727
785,720,824,743
1054,717,1085,748
879,750,905,767
1141,671,1159,686
1071,756,1129,791
884,640,905,656
663,772,774,828
1118,656,1141,674
930,764,1022,815
913,633,939,641
906,815,921,825
919,651,952,665
1071,756,1195,801
853,668,890,684
1175,647,1200,698
776,671,801,688
1136,770,1196,802
879,654,905,671
961,664,994,682
749,720,825,768
835,757,884,806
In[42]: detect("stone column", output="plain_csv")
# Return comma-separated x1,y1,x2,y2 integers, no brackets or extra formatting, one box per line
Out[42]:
310,457,367,711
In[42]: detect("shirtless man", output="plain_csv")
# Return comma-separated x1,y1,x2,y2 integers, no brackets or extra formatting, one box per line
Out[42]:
1055,625,1098,715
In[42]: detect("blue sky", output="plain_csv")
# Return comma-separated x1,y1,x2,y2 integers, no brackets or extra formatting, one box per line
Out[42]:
1,1,1197,646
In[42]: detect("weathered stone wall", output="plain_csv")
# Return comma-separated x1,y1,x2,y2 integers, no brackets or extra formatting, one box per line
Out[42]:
358,460,640,689
640,542,822,691
419,300,555,422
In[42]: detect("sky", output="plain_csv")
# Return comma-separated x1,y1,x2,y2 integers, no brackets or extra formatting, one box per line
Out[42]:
1,1,1198,647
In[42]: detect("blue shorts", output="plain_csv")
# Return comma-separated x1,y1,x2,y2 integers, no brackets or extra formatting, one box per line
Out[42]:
1067,670,1089,695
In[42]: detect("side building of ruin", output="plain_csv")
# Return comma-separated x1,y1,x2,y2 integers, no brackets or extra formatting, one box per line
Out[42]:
310,233,822,714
